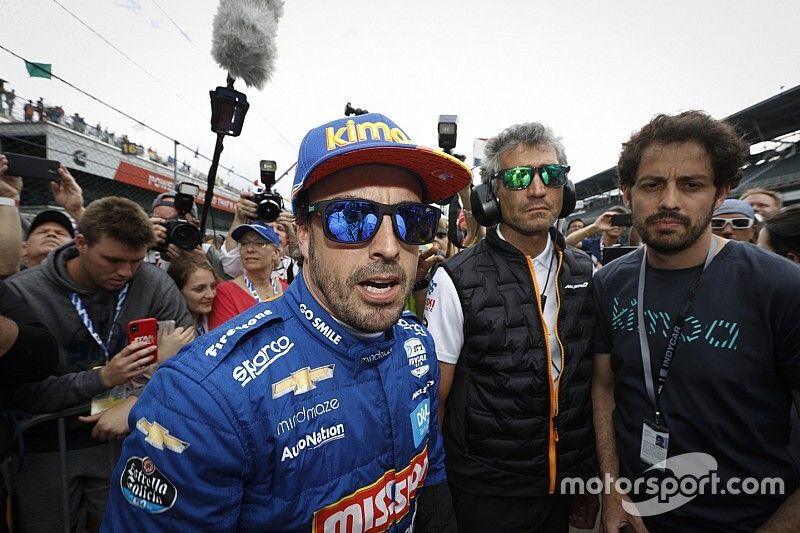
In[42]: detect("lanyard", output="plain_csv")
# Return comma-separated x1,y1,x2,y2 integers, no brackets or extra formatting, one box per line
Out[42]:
637,238,717,424
244,273,278,302
69,284,129,361
196,316,208,337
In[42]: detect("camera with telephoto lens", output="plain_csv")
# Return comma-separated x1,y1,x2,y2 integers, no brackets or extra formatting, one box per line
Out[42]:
153,182,202,254
253,160,283,222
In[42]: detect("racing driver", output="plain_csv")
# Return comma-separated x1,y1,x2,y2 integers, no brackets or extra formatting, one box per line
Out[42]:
102,112,472,531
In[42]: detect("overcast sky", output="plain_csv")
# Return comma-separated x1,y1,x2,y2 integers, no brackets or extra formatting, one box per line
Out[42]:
2,0,799,200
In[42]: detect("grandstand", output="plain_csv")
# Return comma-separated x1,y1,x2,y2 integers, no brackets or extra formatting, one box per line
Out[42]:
570,84,800,223
0,99,238,233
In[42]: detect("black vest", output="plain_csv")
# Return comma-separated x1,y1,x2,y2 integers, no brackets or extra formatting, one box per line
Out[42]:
440,227,596,497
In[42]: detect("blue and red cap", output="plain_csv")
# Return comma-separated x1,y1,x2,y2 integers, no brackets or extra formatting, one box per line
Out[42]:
291,113,472,212
231,222,281,246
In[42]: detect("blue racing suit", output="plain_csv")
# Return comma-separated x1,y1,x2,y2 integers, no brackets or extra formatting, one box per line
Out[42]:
102,273,447,532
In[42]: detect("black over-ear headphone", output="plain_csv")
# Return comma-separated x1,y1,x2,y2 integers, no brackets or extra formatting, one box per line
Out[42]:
470,178,576,227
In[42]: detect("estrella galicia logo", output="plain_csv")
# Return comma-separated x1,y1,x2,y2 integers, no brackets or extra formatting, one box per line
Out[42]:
120,456,177,514
410,399,430,447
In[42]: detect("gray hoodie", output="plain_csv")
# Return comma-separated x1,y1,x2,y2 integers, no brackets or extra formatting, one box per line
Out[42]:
5,242,191,449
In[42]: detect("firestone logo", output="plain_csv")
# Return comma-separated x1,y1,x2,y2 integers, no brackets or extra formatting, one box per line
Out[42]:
204,310,273,357
312,447,429,532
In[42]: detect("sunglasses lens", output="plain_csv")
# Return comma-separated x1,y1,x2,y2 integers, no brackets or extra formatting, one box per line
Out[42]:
324,200,380,243
541,165,568,187
436,232,447,239
732,218,752,229
396,204,439,244
503,167,533,190
711,218,725,230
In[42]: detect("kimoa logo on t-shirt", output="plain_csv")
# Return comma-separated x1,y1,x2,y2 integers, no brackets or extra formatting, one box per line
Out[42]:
611,297,740,350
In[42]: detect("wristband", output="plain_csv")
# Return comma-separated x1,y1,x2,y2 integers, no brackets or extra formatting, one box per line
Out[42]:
0,197,17,207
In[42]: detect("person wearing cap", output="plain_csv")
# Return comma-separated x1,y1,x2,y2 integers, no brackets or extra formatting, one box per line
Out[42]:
711,198,758,242
103,112,470,531
208,222,283,329
424,122,599,532
23,209,75,267
0,154,84,273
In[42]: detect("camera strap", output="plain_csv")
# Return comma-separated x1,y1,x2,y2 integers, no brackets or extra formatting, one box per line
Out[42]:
69,283,129,361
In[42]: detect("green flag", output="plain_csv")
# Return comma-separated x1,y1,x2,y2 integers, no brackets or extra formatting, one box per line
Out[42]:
25,61,52,79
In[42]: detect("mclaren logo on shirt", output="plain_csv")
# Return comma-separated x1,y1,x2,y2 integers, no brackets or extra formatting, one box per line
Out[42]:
136,418,190,454
272,365,335,399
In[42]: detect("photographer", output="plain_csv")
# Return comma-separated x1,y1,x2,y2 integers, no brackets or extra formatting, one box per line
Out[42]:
146,188,230,279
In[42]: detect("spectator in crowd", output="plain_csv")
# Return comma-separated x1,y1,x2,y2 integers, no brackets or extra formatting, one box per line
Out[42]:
425,122,598,532
711,198,757,243
167,254,218,336
23,209,74,268
566,206,631,264
433,217,458,259
4,196,192,532
0,155,22,277
740,186,783,220
219,198,299,286
592,111,800,532
147,192,230,279
565,217,585,235
208,222,282,329
103,111,468,530
758,204,800,263
5,89,15,117
21,164,85,268
23,100,33,122
0,279,60,527
36,97,44,122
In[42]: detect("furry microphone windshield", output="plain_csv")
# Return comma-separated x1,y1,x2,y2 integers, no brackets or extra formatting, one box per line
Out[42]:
211,0,285,89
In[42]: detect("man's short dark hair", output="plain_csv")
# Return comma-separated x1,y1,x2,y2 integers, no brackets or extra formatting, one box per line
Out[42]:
78,197,156,248
617,111,748,190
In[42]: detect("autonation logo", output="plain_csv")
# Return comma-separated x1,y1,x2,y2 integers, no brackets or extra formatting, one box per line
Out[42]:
561,453,784,517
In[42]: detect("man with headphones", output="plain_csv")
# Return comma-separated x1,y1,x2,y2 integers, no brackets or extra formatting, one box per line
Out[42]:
424,122,598,532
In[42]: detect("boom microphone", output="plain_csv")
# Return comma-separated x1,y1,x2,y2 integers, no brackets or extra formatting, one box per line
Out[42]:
211,0,285,89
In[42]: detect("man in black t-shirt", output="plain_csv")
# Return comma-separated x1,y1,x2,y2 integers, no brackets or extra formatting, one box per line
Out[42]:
592,111,800,532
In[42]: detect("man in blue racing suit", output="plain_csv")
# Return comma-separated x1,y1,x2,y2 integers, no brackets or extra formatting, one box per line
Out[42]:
102,112,473,531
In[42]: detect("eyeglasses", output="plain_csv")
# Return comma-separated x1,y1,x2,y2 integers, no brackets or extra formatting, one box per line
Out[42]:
238,240,271,249
711,217,755,230
435,232,448,239
495,164,570,189
303,199,442,245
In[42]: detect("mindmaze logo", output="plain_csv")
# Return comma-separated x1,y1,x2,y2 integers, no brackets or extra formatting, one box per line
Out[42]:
561,453,785,516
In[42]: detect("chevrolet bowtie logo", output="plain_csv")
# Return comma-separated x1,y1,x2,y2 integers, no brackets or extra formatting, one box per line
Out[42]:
272,365,335,399
136,418,190,454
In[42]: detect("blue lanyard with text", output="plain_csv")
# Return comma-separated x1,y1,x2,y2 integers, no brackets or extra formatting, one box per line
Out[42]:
69,284,129,361
244,273,278,302
636,238,717,425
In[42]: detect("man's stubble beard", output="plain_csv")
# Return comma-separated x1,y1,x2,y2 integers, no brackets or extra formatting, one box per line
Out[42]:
306,229,410,333
633,202,715,254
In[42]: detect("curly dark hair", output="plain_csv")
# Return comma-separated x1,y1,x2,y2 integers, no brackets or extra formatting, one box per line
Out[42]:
617,111,748,190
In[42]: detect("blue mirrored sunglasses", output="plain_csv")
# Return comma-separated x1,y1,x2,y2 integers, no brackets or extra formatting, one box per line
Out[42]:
303,199,442,245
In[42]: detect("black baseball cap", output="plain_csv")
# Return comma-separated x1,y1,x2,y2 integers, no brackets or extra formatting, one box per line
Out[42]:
26,209,75,239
